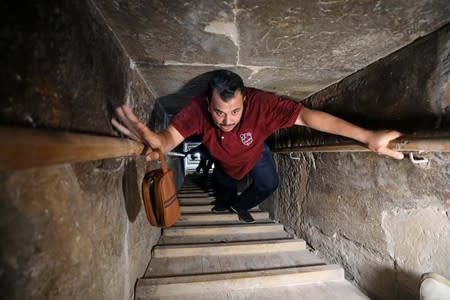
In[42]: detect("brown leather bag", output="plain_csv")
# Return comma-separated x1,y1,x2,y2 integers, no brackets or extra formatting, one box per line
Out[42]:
142,149,180,227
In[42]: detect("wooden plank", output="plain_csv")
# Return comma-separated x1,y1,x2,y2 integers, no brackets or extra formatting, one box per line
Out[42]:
180,187,205,190
179,191,213,194
144,264,342,284
177,193,216,201
146,249,326,277
179,187,213,191
181,205,261,214
178,196,215,200
179,198,215,205
180,205,218,213
0,126,144,170
152,239,306,258
166,281,370,300
180,186,213,189
177,192,210,197
146,256,218,278
159,232,292,244
136,264,344,298
163,224,285,237
174,219,273,226
177,211,269,223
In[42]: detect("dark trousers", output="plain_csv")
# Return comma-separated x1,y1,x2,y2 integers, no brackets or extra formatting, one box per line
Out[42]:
212,144,279,212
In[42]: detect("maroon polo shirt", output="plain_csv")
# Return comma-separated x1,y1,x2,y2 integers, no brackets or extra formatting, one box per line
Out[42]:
170,87,303,180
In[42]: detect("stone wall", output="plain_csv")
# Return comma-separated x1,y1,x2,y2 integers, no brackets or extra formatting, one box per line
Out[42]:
265,24,450,300
93,0,450,114
0,1,172,299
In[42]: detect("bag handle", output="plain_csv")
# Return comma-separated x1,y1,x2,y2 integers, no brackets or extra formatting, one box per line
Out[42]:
155,149,168,172
144,147,168,172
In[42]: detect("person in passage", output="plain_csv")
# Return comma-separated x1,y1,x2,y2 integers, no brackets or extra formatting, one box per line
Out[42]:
185,143,214,179
112,70,404,223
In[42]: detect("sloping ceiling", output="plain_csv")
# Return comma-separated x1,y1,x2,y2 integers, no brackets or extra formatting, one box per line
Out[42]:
93,0,449,114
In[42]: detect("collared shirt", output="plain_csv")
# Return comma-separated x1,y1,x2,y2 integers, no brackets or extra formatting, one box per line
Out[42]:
170,87,303,179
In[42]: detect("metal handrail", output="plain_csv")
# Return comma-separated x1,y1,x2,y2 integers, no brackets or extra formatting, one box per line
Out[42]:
272,135,450,153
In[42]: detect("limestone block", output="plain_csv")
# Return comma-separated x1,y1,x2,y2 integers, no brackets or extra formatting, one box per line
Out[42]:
238,0,450,71
93,0,237,64
382,207,450,293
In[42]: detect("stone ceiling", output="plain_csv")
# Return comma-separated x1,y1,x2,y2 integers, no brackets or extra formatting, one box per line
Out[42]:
93,0,449,114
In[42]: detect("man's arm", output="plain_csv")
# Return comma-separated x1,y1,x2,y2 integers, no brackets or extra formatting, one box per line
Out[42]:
112,105,184,161
295,107,404,159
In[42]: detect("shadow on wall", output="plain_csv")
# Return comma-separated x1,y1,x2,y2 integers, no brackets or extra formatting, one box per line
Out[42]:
122,159,141,222
371,267,421,300
156,70,222,115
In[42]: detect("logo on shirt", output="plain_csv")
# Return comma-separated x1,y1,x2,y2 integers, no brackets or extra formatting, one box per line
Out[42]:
240,132,253,146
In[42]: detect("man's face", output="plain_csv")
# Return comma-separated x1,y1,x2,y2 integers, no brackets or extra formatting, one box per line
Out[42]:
208,89,244,132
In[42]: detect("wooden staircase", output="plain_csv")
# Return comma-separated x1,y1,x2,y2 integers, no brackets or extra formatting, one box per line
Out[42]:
135,175,369,300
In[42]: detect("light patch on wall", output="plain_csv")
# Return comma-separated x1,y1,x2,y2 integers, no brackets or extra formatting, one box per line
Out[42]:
204,21,238,47
381,207,450,279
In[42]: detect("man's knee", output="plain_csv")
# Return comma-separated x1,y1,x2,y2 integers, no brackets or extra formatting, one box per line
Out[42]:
256,174,279,194
213,171,236,190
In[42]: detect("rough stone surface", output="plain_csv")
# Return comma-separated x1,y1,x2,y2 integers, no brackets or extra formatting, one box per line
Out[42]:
139,65,341,113
92,0,450,113
270,24,450,149
268,152,450,300
264,24,450,300
2,1,449,299
382,207,450,295
238,0,449,70
0,160,161,300
0,1,172,299
93,0,237,64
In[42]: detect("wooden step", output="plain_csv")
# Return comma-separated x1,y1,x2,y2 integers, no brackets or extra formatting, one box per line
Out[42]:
179,197,215,205
163,223,285,237
179,187,213,190
178,196,213,199
177,193,216,199
174,219,273,226
180,205,261,213
139,175,368,300
146,249,325,278
179,186,211,190
177,192,210,197
225,281,370,300
152,239,306,258
180,184,205,188
136,264,344,299
159,232,292,244
176,211,270,225
178,191,213,195
143,281,370,300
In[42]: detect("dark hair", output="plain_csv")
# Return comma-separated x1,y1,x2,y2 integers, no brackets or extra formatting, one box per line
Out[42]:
206,70,244,102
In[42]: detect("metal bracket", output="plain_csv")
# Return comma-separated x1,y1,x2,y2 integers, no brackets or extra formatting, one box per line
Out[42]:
289,152,302,160
409,152,428,164
167,151,186,157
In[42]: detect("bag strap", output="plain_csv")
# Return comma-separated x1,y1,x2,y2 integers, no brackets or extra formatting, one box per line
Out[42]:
156,149,168,172
142,170,158,226
144,148,168,172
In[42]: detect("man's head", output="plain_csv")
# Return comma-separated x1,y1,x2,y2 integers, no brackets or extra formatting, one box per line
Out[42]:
206,70,245,132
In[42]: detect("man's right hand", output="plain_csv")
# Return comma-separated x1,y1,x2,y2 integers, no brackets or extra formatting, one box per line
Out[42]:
111,104,185,161
112,104,162,161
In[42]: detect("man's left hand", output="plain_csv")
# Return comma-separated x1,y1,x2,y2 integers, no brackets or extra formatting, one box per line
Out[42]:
366,130,404,160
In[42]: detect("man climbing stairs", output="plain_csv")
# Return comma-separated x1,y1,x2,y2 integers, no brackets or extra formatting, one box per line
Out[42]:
135,175,369,299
